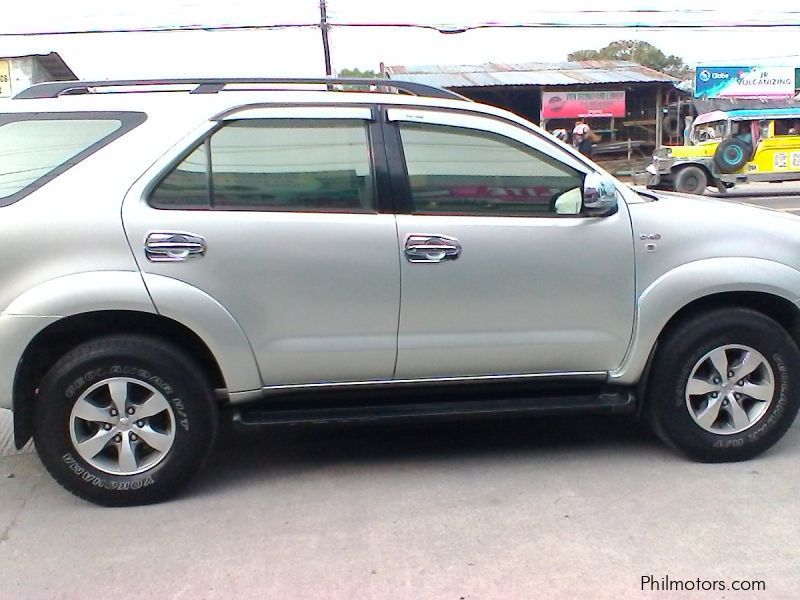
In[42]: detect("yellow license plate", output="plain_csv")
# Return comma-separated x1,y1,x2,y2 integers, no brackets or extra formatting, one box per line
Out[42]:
0,60,11,97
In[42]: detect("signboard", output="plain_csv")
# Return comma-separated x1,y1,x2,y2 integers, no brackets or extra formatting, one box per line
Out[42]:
695,66,796,99
541,91,626,120
0,60,11,97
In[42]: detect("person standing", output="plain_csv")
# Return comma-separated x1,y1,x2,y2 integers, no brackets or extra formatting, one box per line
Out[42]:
572,118,594,156
551,127,569,143
683,116,693,146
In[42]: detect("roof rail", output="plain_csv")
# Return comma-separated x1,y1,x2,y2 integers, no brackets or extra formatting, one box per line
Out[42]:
14,77,470,101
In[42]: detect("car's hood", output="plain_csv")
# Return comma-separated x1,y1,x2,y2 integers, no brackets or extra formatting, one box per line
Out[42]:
644,189,800,222
627,191,800,293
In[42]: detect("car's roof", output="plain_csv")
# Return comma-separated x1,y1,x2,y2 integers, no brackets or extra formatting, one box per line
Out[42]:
1,84,605,177
0,86,515,122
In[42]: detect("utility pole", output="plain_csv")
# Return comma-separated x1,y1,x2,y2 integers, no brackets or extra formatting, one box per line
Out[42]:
319,0,333,76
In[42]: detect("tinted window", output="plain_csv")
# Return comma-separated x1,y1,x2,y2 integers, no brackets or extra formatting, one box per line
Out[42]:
148,144,209,208
150,119,374,212
399,123,583,217
0,118,122,202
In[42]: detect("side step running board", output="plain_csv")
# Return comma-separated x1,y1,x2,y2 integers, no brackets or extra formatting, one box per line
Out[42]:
231,391,636,428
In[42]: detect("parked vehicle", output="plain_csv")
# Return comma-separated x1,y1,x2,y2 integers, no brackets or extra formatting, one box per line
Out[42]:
2,78,800,506
647,107,800,194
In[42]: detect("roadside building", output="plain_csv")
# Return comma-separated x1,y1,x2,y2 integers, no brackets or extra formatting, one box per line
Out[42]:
385,61,690,165
0,52,77,98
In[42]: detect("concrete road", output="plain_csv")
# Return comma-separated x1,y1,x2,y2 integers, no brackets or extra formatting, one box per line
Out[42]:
706,182,800,214
641,180,800,214
2,416,799,599
742,195,800,214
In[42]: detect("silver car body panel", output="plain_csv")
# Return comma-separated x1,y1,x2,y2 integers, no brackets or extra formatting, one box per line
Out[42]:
0,315,59,409
129,211,402,386
3,272,154,317
612,194,800,383
141,274,263,393
388,109,636,377
0,105,166,409
257,371,607,395
4,90,800,408
0,272,154,409
123,106,401,387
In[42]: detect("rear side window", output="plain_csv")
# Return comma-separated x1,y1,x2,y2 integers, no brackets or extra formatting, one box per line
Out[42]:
0,112,145,207
145,144,209,208
149,119,375,213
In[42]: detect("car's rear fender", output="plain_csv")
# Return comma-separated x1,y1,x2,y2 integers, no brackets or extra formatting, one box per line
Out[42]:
1,271,262,410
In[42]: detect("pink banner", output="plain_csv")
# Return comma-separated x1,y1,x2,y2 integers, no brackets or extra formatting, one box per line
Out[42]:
541,91,626,120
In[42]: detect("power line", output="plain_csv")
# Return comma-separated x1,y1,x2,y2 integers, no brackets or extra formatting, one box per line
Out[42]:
0,23,312,36
4,21,800,37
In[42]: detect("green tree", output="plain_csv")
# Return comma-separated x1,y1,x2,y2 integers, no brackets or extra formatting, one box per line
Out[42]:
568,40,692,78
337,68,378,78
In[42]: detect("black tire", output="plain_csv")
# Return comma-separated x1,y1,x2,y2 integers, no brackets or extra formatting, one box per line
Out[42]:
714,138,752,173
673,165,708,195
33,335,218,506
646,308,800,462
662,113,681,137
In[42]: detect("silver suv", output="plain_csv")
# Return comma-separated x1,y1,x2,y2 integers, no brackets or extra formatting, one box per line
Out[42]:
2,78,799,506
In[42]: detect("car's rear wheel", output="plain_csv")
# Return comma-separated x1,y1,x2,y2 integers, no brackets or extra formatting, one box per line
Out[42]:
33,335,217,506
647,308,800,462
673,165,708,195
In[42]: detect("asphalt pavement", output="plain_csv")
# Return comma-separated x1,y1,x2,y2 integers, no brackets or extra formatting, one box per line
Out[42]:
661,181,800,214
2,414,799,599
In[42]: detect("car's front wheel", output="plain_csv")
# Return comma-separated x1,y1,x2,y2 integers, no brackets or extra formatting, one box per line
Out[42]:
647,308,800,462
33,335,218,506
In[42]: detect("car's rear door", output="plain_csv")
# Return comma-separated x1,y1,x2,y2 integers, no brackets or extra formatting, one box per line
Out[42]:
123,106,401,386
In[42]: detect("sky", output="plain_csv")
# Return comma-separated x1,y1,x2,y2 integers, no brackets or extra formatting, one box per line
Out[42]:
1,0,799,79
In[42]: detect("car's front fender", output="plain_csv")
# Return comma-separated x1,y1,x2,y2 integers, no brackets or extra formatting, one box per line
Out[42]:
610,257,800,384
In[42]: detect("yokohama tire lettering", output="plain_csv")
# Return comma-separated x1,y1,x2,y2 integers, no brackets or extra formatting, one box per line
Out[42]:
62,453,155,490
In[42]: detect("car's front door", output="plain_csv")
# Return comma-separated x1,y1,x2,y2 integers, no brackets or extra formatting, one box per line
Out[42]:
123,106,400,386
386,108,636,379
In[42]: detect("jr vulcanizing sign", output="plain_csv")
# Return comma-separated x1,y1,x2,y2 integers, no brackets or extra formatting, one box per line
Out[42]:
695,66,799,99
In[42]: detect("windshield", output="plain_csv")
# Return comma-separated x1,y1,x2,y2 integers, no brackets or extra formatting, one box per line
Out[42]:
691,120,727,144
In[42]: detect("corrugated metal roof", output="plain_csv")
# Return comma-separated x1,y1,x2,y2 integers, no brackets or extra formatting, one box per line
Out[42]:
2,52,77,80
37,52,78,81
386,61,677,88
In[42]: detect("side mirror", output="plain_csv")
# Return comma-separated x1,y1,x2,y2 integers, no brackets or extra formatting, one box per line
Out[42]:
582,172,620,217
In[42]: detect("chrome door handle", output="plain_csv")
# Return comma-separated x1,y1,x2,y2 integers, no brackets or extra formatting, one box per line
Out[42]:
404,234,461,263
145,232,206,263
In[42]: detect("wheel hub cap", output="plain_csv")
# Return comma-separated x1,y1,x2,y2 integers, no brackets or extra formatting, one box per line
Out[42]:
685,345,775,435
69,377,176,476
